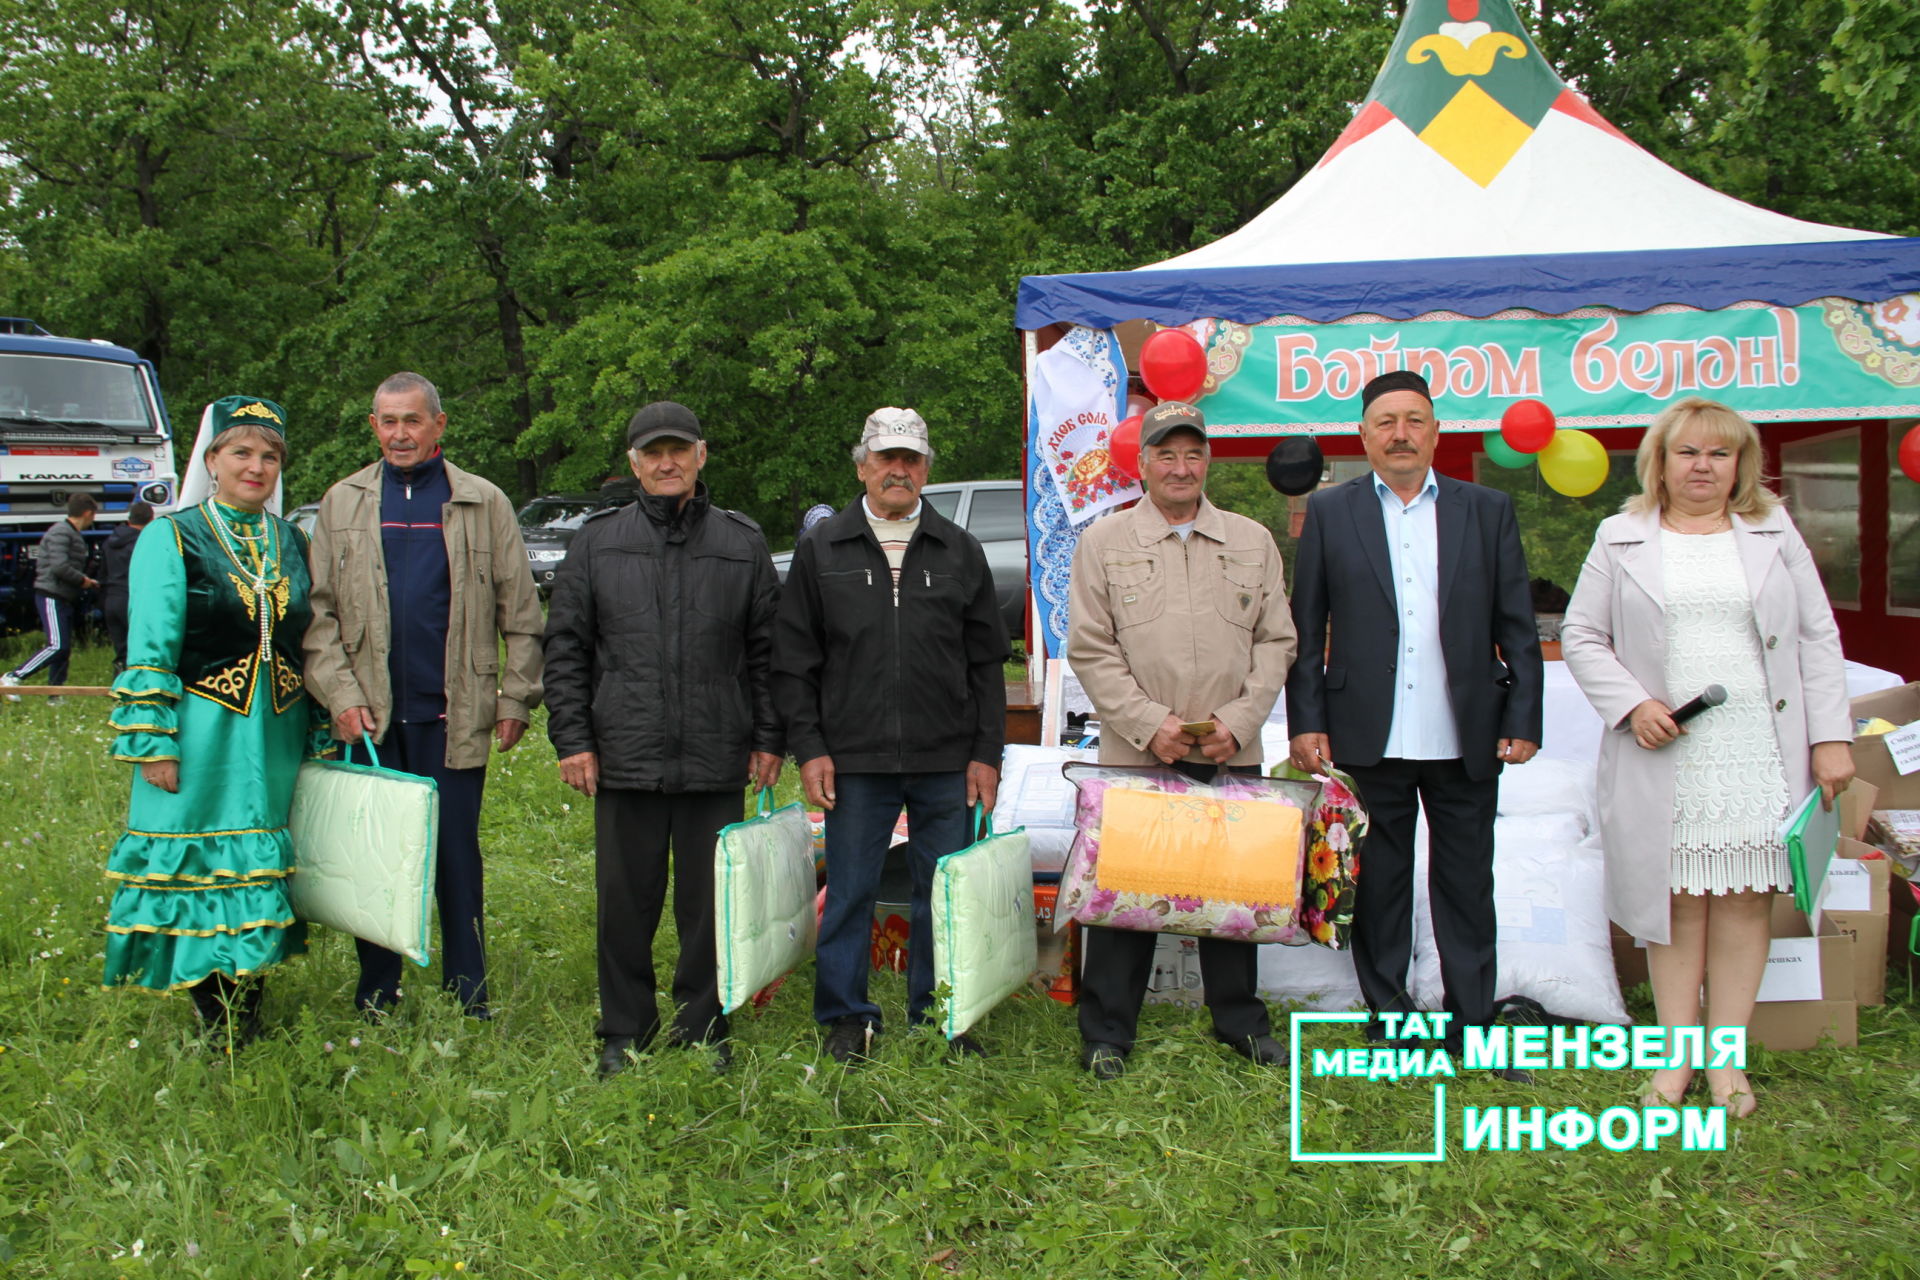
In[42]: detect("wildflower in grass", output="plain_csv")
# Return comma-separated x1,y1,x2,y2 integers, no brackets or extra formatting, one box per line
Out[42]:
129,1038,139,1048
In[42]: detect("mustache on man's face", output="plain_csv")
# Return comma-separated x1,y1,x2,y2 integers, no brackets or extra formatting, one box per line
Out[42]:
882,476,917,489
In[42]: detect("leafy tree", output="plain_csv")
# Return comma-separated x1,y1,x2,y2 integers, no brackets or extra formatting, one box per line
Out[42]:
0,0,391,417
1825,0,1920,140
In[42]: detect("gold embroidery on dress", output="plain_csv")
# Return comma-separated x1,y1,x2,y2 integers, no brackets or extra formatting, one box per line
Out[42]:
189,652,256,714
272,651,305,713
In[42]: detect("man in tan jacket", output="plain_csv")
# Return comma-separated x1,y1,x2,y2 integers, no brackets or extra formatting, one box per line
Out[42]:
304,372,544,1019
1067,400,1298,1079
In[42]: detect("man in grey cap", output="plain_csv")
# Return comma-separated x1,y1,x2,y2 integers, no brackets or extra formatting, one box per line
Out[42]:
544,401,782,1075
1067,399,1298,1079
773,407,1010,1063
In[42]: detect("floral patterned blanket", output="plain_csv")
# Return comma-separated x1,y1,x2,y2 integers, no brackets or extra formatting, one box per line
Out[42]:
1056,763,1367,949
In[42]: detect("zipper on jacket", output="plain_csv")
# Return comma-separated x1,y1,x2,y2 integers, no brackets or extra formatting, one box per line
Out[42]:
923,569,930,588
866,568,872,586
892,552,903,765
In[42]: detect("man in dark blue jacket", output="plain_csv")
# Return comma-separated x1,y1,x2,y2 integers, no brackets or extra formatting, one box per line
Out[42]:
100,500,153,672
773,408,1010,1063
543,402,782,1076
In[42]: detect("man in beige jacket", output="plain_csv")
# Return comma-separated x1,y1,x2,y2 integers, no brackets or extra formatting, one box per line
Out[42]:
304,372,544,1019
1067,400,1298,1079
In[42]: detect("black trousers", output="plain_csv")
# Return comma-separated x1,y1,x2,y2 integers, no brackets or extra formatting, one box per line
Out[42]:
593,787,739,1045
105,597,129,668
1341,757,1500,1043
355,720,491,1013
1076,761,1273,1053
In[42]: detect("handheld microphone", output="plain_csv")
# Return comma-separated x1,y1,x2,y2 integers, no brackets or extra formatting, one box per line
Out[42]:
1670,684,1727,726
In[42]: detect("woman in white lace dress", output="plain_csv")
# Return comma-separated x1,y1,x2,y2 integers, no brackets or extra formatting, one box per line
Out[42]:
1563,398,1853,1116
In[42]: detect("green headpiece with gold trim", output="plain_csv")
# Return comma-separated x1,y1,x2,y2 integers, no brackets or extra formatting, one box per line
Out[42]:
208,395,288,438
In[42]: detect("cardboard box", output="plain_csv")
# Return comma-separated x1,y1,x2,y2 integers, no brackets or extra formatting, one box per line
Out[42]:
1747,898,1857,1049
1848,683,1920,808
1610,921,1648,990
1827,839,1892,1006
1031,884,1080,1004
1761,898,1853,999
1747,999,1858,1051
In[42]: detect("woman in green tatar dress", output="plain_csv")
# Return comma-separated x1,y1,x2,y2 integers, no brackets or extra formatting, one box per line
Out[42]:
104,396,325,1045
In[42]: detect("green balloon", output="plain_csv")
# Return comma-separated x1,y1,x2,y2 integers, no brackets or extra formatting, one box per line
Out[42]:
1483,430,1533,469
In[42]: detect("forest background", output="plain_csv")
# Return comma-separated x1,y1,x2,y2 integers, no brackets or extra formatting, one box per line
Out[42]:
3,0,1919,551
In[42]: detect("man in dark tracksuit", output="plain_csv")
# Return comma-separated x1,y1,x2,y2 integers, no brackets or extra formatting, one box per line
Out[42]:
772,407,1010,1063
544,402,782,1076
5,493,97,696
100,500,154,671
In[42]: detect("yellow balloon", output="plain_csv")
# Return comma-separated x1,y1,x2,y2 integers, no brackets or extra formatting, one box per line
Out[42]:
1538,428,1609,497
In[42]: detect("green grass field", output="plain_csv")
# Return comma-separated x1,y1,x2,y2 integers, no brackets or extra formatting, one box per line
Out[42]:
1,638,1916,1279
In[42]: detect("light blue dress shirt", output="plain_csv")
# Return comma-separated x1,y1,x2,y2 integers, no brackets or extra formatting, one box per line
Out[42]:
1374,469,1460,759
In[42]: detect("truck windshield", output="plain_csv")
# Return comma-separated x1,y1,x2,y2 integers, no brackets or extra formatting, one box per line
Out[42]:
0,353,153,433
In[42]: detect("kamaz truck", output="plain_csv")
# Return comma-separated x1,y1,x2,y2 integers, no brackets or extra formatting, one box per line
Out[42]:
0,319,176,627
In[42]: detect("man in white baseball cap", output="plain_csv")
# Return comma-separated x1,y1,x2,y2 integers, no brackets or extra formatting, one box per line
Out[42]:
774,406,1010,1063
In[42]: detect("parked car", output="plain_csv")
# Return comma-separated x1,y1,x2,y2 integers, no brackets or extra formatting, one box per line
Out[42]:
288,503,319,536
771,479,1028,640
518,493,605,596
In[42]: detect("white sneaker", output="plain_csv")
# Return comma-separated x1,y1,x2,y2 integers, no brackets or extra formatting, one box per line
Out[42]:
0,673,18,704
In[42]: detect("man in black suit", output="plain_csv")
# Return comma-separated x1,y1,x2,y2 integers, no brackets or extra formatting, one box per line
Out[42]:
1285,370,1542,1075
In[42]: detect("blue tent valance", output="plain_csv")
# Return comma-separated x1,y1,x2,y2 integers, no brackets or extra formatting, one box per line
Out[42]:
1016,238,1920,330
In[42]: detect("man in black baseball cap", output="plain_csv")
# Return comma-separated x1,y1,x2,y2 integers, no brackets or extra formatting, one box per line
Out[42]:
626,400,704,451
544,399,782,1076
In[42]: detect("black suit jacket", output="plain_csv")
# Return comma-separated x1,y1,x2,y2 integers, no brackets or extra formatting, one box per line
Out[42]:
1284,472,1543,783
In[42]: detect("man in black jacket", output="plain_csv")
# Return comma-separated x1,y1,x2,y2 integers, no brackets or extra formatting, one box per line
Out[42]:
773,407,1010,1063
100,500,153,672
543,402,782,1076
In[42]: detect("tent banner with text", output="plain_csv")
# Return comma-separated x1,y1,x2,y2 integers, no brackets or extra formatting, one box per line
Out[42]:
1183,296,1920,434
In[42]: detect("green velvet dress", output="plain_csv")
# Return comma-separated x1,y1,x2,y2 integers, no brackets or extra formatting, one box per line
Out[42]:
103,501,322,990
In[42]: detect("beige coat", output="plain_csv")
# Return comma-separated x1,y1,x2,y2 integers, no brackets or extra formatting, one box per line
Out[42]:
1068,496,1297,767
1560,506,1851,943
303,459,545,770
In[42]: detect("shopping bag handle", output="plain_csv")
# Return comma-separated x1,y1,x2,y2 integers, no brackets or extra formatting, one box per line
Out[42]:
974,804,992,841
755,787,773,818
343,733,381,770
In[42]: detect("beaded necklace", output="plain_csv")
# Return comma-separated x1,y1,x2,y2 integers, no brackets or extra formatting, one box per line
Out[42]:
205,500,282,659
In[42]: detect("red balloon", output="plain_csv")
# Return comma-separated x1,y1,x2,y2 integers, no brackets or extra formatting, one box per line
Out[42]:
1139,329,1207,402
1902,424,1920,484
1110,414,1143,481
1500,398,1557,453
1125,392,1157,418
